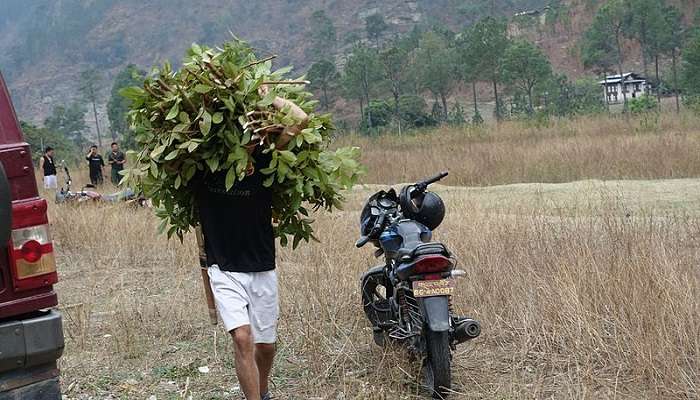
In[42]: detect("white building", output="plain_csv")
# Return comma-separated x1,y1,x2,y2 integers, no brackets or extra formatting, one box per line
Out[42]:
599,73,650,104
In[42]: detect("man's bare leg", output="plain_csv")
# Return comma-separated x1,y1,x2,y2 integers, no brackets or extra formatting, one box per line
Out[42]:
255,343,276,395
231,326,260,400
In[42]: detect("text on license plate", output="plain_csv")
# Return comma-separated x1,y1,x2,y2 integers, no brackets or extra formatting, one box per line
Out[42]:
412,279,455,298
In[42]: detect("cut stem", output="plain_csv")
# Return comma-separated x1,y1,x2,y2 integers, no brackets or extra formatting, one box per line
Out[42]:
243,55,277,69
262,80,310,85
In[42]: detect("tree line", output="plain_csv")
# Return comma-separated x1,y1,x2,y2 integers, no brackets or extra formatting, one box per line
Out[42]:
24,0,700,154
306,1,700,133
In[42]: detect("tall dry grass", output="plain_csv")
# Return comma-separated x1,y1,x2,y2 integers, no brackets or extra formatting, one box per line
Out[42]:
49,115,700,399
338,113,700,186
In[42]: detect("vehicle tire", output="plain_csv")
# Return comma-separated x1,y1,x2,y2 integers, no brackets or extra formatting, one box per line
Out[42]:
373,328,386,347
424,329,451,399
361,271,391,329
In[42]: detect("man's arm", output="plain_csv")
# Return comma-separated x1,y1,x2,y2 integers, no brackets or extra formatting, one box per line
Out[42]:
258,85,309,150
271,96,308,149
38,157,44,171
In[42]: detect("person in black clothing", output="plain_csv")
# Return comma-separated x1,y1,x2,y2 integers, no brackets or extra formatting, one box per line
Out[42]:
196,85,308,400
38,147,57,189
85,145,105,186
107,142,126,186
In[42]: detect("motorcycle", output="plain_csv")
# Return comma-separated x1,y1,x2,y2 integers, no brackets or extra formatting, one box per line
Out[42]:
55,161,146,206
356,171,481,398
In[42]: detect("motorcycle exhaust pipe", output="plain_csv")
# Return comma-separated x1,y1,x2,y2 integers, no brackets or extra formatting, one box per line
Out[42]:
453,318,481,344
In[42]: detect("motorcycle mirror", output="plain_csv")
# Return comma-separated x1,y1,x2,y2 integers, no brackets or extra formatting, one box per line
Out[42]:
356,236,370,248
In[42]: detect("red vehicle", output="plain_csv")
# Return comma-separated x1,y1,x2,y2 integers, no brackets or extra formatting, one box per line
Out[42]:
0,71,64,398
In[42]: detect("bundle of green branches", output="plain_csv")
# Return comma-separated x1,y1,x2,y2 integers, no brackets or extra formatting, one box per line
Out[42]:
120,38,364,247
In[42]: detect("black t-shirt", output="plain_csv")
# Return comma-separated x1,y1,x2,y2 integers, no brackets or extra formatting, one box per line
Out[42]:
86,154,104,175
42,155,56,176
108,151,125,171
195,152,275,273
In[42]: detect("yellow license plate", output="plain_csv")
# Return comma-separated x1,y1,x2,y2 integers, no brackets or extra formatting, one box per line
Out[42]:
412,279,455,298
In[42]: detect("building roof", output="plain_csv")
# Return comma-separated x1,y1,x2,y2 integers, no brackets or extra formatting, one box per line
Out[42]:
599,72,647,85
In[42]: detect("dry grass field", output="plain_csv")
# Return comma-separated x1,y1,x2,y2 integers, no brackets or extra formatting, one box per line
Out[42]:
341,112,700,186
50,114,699,399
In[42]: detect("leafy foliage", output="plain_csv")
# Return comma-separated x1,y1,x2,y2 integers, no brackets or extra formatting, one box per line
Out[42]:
459,17,510,120
362,100,393,129
414,31,458,119
43,103,88,147
397,95,435,128
121,39,364,246
629,94,658,114
501,40,553,113
108,64,145,148
20,121,78,163
343,45,382,129
681,31,700,105
309,10,337,59
307,60,338,111
581,0,626,73
365,14,389,47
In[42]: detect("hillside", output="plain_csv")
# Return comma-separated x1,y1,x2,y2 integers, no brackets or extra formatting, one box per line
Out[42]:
1,0,547,124
1,0,698,134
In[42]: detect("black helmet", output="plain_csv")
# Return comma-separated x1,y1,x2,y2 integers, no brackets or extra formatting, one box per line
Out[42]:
399,186,445,230
359,189,395,236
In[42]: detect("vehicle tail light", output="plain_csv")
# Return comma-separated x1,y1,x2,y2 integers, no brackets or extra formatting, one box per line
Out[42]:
9,224,57,291
413,255,452,274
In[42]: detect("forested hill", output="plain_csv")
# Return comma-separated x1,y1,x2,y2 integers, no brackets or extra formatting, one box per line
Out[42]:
2,0,700,132
1,0,549,122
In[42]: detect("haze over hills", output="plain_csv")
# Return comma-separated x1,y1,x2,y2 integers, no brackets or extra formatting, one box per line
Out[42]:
0,0,559,122
0,0,697,132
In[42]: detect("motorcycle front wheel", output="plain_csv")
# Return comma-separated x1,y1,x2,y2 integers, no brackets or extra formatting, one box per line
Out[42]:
424,329,451,399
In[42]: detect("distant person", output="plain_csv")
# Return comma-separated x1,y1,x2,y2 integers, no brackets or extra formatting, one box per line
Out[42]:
38,147,57,189
107,142,126,186
85,145,105,186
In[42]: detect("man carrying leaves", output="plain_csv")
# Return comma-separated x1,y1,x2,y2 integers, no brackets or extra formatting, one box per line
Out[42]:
195,85,307,400
121,39,363,399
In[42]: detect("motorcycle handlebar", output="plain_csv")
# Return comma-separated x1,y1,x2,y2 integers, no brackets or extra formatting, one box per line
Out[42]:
411,171,448,198
419,171,449,187
356,236,370,248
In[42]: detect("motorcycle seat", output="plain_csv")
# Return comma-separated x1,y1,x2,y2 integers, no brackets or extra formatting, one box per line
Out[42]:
397,242,450,261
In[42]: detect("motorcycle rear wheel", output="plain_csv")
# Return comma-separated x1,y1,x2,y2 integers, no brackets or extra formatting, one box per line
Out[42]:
361,272,392,329
424,329,451,399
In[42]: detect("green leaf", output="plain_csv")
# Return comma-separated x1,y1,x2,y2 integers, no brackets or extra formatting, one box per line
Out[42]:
225,166,236,190
174,175,182,189
166,103,179,120
223,97,236,112
194,84,213,94
263,175,274,187
257,91,277,107
206,157,219,172
119,86,147,101
178,112,191,124
212,112,224,124
157,218,168,235
165,149,180,160
200,112,212,135
279,150,297,164
151,144,167,159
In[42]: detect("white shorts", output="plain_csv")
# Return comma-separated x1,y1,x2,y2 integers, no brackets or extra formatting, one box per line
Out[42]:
208,265,279,344
43,175,57,189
